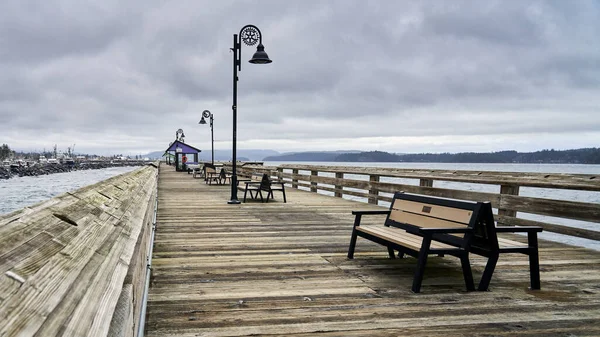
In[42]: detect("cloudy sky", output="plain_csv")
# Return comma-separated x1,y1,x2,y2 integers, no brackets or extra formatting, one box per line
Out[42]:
1,0,599,156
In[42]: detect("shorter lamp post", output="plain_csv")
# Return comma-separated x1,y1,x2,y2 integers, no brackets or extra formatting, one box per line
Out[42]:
199,110,214,165
176,128,185,143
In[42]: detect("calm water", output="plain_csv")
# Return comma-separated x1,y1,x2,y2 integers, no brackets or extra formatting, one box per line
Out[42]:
0,166,140,215
265,162,600,251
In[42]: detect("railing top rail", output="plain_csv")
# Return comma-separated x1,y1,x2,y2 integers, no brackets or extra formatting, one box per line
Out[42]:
255,164,600,192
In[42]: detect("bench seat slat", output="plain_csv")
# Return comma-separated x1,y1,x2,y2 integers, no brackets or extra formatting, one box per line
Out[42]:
357,225,455,251
392,199,474,224
360,225,425,248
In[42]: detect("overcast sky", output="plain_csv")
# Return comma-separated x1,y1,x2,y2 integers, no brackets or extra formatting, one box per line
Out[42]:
1,0,599,156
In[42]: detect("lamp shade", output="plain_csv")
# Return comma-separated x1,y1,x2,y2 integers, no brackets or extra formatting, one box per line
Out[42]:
199,117,206,124
249,44,272,64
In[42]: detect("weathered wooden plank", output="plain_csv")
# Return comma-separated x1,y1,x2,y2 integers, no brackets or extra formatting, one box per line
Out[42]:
499,194,600,223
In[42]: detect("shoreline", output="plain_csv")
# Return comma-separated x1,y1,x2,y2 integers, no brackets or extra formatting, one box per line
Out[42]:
0,160,149,180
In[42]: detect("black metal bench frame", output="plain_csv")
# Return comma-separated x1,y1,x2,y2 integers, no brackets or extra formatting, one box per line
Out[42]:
260,177,286,203
239,173,266,202
239,173,286,203
347,192,542,293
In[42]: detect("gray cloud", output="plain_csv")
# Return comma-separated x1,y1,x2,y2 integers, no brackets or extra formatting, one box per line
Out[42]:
1,0,599,155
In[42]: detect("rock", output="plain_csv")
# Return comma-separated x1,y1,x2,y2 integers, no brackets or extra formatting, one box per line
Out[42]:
0,161,149,181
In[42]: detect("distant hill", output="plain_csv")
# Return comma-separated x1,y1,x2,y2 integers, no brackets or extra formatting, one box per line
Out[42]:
263,150,361,161
336,151,401,162
148,148,600,164
337,148,600,164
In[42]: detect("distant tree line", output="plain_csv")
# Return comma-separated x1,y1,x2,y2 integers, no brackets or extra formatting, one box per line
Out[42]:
0,144,15,161
334,148,600,164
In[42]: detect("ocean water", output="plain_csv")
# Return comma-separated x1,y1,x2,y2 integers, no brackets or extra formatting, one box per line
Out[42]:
0,166,140,215
265,161,600,251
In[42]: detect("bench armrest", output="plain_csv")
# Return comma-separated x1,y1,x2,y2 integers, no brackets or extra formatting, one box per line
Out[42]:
351,210,390,227
496,226,543,233
351,210,391,216
417,227,472,234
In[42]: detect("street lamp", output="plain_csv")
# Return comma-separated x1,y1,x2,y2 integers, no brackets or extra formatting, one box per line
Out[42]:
199,110,214,165
176,128,185,143
229,24,272,204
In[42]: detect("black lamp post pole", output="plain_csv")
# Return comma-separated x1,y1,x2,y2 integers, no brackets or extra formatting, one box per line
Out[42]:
230,33,240,204
229,24,272,204
210,116,214,165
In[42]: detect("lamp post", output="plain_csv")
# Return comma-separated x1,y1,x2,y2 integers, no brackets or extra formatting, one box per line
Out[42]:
229,24,272,204
199,110,214,165
176,128,185,143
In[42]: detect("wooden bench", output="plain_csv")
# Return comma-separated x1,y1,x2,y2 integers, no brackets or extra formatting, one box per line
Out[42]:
204,164,219,184
347,192,542,293
238,173,286,203
260,175,286,203
238,173,265,202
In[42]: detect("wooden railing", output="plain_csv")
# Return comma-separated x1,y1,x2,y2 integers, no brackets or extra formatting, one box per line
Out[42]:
233,163,600,243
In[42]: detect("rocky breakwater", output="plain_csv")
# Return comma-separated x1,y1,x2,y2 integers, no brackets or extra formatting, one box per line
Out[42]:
0,160,149,180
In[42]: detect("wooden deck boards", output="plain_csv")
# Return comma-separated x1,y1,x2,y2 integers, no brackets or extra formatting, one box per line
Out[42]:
145,165,600,336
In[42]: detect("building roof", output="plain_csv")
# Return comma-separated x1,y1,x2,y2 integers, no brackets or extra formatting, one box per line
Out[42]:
165,140,201,154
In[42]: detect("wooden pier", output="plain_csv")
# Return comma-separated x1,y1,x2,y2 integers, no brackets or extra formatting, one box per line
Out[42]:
145,165,600,336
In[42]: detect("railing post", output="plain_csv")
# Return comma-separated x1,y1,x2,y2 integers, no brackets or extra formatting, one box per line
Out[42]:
311,170,318,192
292,169,298,189
335,172,344,198
498,184,520,218
369,175,379,204
277,167,283,182
419,178,433,187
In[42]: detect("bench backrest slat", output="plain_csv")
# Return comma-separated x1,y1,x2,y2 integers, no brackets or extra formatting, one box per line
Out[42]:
260,174,272,190
204,163,217,176
389,210,470,230
391,199,474,225
385,192,488,247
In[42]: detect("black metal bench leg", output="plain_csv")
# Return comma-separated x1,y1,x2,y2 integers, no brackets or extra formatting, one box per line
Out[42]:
243,187,248,202
387,246,396,259
528,233,541,290
347,215,362,259
478,253,499,291
460,254,475,291
398,252,405,258
412,237,431,293
282,187,287,203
